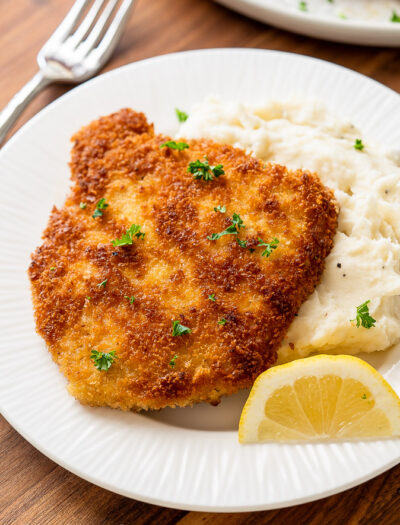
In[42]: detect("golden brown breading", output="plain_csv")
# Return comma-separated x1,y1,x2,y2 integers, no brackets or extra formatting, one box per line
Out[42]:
28,108,338,411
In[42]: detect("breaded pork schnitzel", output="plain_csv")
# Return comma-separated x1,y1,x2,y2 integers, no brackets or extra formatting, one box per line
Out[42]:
29,109,338,411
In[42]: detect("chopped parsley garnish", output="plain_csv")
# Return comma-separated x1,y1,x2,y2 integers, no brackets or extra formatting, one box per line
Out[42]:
218,318,227,325
90,349,117,371
338,12,347,19
86,296,91,301
361,393,367,399
391,10,400,22
207,226,237,241
175,108,188,122
80,202,87,209
172,320,192,336
258,237,279,257
169,354,178,367
92,198,109,218
98,279,107,288
160,141,189,151
232,213,245,229
188,157,225,181
111,224,145,247
237,238,256,251
299,1,307,11
207,213,245,241
214,205,226,213
124,295,135,304
208,294,216,302
50,266,56,271
354,139,365,151
351,300,376,329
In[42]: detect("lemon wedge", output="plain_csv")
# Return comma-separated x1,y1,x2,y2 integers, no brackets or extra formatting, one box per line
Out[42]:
239,355,400,443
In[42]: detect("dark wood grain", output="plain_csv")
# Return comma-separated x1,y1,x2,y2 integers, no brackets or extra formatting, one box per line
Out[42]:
1,0,399,523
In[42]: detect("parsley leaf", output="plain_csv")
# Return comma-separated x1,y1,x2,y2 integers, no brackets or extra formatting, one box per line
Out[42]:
391,10,400,22
210,164,224,178
50,266,56,271
98,279,107,288
172,320,192,336
354,139,365,151
207,225,237,241
218,318,227,325
214,205,226,213
90,349,117,371
208,294,216,302
124,295,135,304
299,1,307,11
169,354,178,367
237,238,247,248
188,157,225,181
351,300,376,329
80,202,87,209
160,141,189,151
232,213,245,230
258,237,279,257
361,393,367,399
92,198,109,218
111,224,145,247
207,213,245,241
175,108,188,122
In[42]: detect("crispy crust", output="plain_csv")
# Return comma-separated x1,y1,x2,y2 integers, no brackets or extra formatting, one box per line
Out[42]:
28,109,338,410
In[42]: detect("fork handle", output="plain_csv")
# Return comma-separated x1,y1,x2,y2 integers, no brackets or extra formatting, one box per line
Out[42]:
0,71,52,146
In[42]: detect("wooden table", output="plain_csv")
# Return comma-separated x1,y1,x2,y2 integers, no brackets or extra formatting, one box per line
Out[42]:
1,1,400,523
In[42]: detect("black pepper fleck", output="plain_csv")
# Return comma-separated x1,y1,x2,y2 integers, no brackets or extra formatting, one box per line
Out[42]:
343,274,346,277
337,263,342,268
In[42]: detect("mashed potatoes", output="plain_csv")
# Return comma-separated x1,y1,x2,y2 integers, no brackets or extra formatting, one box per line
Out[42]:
280,0,400,22
178,98,400,362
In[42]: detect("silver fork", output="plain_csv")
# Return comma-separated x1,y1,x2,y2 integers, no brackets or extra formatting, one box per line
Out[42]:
0,0,135,146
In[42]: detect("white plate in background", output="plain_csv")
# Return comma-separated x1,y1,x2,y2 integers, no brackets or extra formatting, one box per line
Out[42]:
0,49,400,512
215,0,400,46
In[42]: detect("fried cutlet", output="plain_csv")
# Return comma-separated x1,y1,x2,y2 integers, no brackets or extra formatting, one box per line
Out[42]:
28,108,338,411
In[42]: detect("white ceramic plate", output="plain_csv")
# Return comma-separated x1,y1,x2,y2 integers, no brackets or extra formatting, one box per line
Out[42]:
1,49,400,512
214,0,400,46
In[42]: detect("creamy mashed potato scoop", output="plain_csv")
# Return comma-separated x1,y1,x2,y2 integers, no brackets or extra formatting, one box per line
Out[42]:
178,97,400,362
